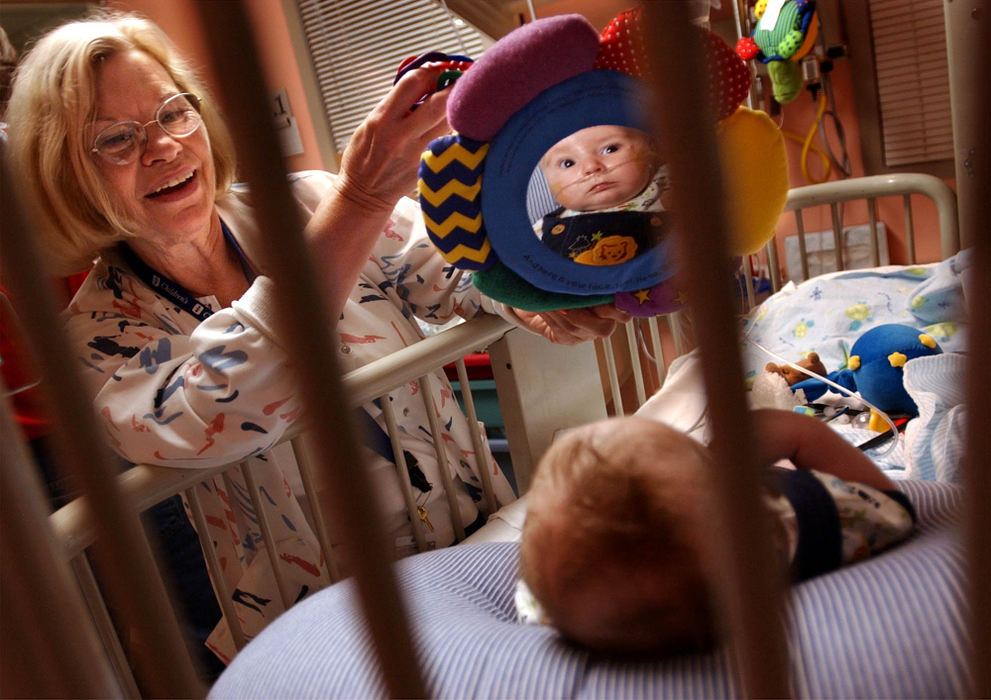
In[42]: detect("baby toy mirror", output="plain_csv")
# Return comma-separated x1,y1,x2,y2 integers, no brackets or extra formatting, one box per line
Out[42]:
479,68,674,300
528,122,670,267
418,8,788,317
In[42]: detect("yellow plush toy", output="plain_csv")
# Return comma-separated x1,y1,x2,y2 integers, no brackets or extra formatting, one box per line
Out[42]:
717,107,790,255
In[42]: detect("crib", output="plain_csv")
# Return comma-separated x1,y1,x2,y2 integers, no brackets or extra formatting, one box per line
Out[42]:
2,3,987,698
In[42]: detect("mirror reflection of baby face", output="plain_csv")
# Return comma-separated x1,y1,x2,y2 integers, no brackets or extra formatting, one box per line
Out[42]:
539,125,654,212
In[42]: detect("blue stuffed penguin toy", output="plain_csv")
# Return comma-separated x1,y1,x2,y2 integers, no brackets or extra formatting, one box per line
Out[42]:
793,323,943,423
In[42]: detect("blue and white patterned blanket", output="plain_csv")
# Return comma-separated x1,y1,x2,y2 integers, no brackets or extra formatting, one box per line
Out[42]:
740,250,973,481
741,251,971,377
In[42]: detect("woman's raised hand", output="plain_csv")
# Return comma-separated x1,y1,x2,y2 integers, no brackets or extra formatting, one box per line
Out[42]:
335,64,453,213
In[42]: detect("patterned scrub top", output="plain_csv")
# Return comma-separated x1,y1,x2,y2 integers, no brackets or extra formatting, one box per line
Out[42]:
64,170,517,662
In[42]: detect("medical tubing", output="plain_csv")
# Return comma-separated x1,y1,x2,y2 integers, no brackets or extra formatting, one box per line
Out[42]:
551,154,655,197
745,335,899,456
801,92,831,183
819,69,853,178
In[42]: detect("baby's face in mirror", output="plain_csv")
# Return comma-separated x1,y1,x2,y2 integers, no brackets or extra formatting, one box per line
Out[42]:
539,125,655,212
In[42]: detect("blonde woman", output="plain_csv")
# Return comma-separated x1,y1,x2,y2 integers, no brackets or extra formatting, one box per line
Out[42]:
6,12,628,669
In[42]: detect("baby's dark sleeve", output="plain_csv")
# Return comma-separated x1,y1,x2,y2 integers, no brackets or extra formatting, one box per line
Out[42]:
881,488,918,525
765,467,917,583
764,467,842,582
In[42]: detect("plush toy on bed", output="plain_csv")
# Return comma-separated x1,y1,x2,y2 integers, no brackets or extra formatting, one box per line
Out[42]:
751,368,809,410
792,323,944,430
417,7,789,317
765,351,827,385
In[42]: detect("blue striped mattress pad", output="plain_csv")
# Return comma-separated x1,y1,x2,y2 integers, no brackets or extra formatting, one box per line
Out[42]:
210,479,969,699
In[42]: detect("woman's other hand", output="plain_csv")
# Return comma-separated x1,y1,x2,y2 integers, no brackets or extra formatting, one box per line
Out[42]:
335,65,453,213
308,65,453,318
511,304,631,346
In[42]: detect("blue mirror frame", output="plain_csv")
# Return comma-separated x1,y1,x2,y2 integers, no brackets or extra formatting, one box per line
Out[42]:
481,70,675,296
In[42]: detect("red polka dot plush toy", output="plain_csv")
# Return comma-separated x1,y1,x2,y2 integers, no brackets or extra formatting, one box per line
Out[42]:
595,7,751,122
418,6,789,317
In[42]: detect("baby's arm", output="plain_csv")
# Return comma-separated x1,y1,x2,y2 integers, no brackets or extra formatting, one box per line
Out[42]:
749,409,897,491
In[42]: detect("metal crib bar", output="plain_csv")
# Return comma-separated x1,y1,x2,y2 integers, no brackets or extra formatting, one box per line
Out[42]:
194,3,425,694
597,336,626,416
418,373,467,541
794,209,810,281
645,5,790,696
186,484,249,651
241,462,294,610
904,194,917,264
453,357,499,516
68,554,142,697
830,202,845,271
624,321,648,406
289,437,344,582
765,237,782,292
646,316,667,386
742,258,756,309
667,312,687,358
379,394,430,553
868,197,881,267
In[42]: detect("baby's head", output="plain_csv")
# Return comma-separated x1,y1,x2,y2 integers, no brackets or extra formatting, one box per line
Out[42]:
539,125,657,212
520,417,719,655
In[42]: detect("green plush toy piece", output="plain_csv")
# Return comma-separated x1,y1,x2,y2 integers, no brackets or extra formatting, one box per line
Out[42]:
472,263,613,312
767,59,803,103
735,0,818,105
752,0,811,60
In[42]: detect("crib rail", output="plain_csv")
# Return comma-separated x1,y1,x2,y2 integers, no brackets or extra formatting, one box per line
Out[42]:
607,172,963,418
775,173,960,288
342,313,511,406
21,312,514,697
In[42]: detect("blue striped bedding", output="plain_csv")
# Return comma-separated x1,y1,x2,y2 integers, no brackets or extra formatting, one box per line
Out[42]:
210,480,968,699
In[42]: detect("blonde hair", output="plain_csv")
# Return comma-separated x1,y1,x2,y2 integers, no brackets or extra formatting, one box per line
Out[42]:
4,12,236,274
520,417,718,653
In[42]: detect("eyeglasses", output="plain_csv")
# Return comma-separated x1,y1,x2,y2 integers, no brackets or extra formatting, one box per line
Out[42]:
89,93,202,165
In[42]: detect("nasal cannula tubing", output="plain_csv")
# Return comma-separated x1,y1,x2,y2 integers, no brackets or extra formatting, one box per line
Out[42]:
549,154,656,198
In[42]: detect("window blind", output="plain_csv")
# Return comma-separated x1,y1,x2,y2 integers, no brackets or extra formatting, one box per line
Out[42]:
869,0,953,166
294,0,492,155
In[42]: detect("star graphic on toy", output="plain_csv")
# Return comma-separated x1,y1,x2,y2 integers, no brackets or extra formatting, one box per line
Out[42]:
634,289,652,303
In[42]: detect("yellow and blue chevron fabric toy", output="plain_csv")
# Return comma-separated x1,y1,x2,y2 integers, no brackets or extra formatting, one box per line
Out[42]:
417,135,496,271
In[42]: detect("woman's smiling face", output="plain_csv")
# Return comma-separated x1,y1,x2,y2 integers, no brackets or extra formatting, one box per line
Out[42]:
91,49,216,245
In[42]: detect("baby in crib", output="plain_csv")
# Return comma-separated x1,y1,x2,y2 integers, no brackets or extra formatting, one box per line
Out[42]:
516,409,917,655
534,124,672,266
